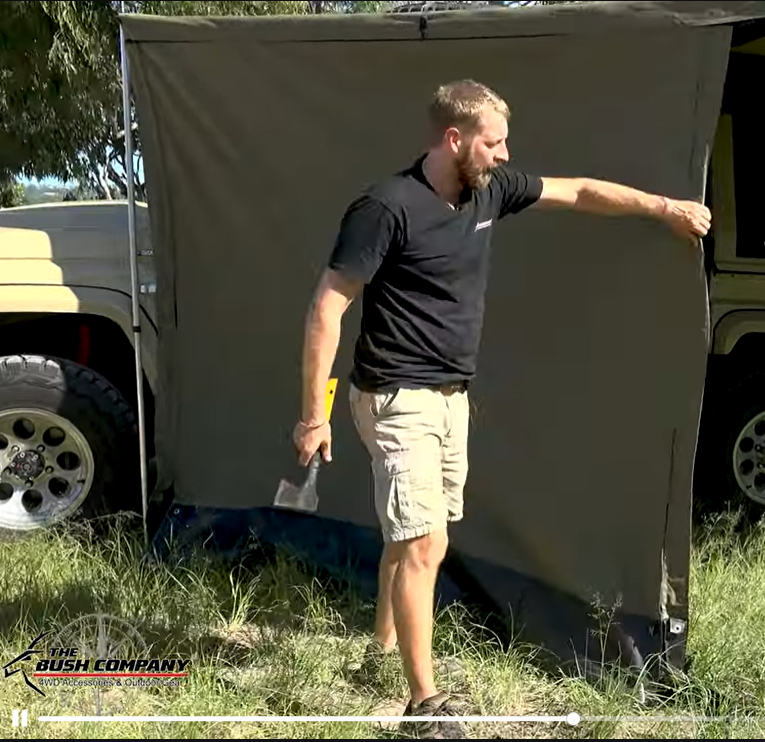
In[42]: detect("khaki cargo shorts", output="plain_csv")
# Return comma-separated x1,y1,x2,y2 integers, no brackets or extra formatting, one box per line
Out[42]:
348,382,470,543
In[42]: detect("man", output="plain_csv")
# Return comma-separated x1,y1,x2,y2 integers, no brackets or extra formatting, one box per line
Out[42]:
293,80,710,738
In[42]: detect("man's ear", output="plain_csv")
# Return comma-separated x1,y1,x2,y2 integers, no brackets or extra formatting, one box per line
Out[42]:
444,126,462,155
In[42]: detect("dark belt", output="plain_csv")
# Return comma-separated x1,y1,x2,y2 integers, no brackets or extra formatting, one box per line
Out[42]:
433,381,467,395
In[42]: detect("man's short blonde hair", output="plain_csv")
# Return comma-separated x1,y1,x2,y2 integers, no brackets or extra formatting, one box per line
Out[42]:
427,79,510,143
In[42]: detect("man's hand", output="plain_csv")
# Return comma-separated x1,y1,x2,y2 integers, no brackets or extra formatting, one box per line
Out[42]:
661,198,712,241
293,419,332,467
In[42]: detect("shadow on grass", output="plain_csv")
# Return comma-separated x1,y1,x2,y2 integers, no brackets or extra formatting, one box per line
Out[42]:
0,515,141,640
692,500,765,550
692,471,765,543
0,516,384,719
133,541,381,668
0,583,112,638
49,515,380,668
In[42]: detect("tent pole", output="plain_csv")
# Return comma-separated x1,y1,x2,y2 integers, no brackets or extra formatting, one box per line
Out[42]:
119,3,150,549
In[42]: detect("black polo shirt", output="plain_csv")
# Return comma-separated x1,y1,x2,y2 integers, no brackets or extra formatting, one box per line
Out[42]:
328,154,543,392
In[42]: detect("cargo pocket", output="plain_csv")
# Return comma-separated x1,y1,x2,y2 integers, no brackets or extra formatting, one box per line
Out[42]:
374,450,409,533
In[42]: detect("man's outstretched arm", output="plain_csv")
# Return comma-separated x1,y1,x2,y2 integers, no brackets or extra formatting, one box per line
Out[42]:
533,177,711,240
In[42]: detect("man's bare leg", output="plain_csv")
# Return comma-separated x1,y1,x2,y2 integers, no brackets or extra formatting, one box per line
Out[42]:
373,543,399,650
388,529,448,706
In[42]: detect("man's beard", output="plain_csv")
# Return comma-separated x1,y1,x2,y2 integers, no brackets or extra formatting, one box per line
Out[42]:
456,149,494,190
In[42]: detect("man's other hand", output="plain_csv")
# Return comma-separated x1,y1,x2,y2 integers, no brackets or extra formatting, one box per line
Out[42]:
293,420,332,467
663,199,712,241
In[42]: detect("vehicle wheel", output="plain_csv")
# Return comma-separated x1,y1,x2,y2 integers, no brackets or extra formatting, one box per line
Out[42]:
0,354,139,531
697,365,765,510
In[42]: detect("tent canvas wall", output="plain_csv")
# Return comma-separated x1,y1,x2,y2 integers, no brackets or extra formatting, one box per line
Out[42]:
122,1,765,675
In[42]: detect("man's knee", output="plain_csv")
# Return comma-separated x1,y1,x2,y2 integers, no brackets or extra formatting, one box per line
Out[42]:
387,529,448,572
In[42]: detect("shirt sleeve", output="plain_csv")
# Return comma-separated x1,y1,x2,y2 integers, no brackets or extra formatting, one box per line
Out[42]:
327,194,403,283
490,164,544,220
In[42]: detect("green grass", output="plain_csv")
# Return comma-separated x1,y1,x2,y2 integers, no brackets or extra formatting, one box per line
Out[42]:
1,506,764,739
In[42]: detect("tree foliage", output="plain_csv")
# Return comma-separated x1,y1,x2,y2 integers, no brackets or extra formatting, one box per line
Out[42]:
0,2,116,190
0,180,24,208
0,0,384,202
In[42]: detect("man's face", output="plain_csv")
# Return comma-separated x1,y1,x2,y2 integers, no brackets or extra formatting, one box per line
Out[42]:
454,106,510,190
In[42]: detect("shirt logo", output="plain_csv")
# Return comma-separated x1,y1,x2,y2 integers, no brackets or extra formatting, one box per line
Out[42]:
474,219,493,232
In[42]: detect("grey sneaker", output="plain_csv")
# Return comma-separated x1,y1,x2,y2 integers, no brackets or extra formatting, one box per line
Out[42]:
400,691,467,739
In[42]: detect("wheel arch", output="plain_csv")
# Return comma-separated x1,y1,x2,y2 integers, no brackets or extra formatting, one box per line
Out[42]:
712,310,765,357
0,284,157,388
0,285,157,456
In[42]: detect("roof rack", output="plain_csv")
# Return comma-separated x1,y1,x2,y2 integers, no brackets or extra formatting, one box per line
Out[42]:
387,1,495,13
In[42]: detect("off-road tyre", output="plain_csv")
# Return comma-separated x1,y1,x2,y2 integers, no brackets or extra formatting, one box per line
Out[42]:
695,359,765,521
0,354,140,531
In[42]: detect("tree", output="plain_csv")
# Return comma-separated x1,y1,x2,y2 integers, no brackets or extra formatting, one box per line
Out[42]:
0,181,24,208
0,1,385,202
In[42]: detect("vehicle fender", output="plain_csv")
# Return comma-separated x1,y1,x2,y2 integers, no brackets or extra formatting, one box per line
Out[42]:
713,310,765,357
0,284,157,392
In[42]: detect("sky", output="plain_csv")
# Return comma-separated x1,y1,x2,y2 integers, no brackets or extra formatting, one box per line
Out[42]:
18,154,144,192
